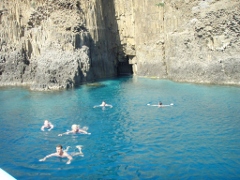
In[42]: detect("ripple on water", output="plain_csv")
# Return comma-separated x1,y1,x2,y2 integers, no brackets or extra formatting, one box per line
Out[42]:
0,78,240,179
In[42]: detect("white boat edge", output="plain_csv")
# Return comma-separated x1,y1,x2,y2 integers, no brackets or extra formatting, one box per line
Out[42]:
0,168,16,180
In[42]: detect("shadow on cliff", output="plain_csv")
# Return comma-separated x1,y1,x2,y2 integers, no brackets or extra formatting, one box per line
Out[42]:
86,0,132,81
67,0,133,89
103,0,133,76
64,0,133,89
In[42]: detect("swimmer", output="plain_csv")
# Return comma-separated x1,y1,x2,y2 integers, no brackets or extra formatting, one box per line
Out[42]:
58,124,91,136
93,101,113,108
41,120,54,131
147,101,174,107
39,144,73,164
158,101,163,108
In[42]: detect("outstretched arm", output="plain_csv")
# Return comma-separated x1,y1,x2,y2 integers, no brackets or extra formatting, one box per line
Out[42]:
39,153,56,161
41,126,45,131
58,131,71,136
94,104,103,108
78,129,91,135
66,154,73,164
147,104,159,106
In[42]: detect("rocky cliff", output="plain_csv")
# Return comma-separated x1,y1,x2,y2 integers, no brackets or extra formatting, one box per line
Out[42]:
0,0,239,90
115,0,240,85
0,0,119,90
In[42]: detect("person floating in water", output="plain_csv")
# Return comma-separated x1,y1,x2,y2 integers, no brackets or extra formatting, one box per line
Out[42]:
41,120,54,131
158,101,163,108
58,124,91,136
93,101,113,108
39,145,83,164
147,101,174,107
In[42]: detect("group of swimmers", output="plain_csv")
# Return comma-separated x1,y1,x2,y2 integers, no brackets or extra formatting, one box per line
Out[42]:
41,120,90,135
39,100,170,164
39,101,111,164
40,120,90,164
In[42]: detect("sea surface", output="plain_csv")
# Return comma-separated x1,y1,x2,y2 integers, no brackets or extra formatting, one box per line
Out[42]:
0,77,240,180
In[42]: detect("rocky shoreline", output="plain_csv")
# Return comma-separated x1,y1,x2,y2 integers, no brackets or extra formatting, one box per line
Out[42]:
0,0,239,90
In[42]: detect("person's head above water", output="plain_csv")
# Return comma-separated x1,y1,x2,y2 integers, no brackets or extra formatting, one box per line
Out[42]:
158,101,162,105
41,120,54,131
71,124,80,132
101,101,106,106
44,120,49,126
56,144,63,155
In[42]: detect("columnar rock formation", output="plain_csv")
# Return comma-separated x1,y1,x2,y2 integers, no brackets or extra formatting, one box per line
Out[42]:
0,0,239,90
0,0,118,90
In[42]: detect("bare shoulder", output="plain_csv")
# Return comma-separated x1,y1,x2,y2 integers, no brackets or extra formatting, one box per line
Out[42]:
63,151,71,157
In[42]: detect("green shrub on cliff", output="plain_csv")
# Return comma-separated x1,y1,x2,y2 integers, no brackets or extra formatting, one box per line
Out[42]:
156,2,164,7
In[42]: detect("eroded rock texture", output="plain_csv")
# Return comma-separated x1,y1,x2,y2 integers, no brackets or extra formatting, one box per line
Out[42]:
0,0,239,90
0,0,118,90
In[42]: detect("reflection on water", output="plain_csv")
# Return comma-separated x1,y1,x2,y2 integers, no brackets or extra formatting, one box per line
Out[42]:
0,77,240,179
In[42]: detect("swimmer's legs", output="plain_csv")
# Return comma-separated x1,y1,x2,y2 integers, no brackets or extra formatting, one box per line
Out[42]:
74,145,84,157
82,126,88,131
64,146,71,152
76,145,83,153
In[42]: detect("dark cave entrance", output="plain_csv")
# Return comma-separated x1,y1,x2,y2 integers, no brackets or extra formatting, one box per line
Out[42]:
117,61,133,76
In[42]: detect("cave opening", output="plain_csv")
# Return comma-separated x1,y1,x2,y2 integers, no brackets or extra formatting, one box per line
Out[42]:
117,60,133,76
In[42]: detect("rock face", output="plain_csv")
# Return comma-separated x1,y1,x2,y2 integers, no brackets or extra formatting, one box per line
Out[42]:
0,0,239,90
115,0,240,85
165,0,240,85
0,0,118,90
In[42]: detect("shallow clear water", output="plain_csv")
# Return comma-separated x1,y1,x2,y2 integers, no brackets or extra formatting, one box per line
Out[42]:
0,77,240,180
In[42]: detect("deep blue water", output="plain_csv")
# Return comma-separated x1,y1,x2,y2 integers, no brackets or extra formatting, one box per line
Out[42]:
0,77,240,180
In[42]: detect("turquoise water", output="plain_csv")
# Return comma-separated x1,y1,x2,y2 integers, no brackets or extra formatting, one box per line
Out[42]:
0,77,240,180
